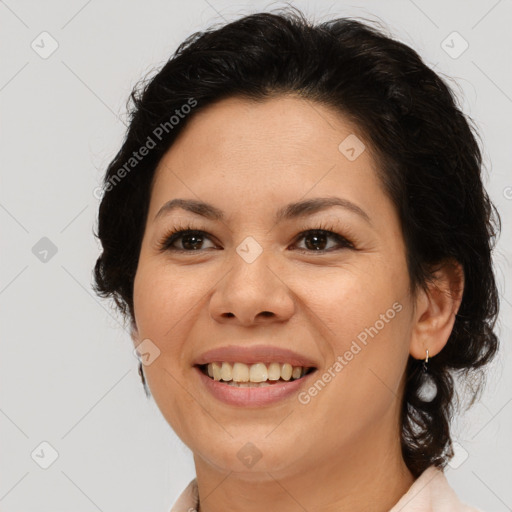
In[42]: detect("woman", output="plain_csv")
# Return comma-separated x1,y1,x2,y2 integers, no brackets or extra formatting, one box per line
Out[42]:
93,7,500,512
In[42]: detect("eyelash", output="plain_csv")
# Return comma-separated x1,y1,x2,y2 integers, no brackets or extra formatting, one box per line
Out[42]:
157,221,355,254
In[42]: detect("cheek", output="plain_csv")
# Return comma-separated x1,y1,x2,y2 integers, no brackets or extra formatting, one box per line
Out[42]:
133,261,208,440
303,258,411,396
324,280,410,411
133,259,206,340
298,256,409,339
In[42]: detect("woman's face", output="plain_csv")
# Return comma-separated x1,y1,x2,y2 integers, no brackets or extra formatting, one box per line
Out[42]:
132,95,417,478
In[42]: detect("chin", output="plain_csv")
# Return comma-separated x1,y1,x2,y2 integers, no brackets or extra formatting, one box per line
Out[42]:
192,434,306,477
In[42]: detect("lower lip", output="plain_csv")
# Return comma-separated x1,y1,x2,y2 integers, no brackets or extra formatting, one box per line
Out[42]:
195,366,316,407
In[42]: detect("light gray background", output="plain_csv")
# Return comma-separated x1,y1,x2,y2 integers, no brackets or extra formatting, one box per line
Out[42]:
1,0,511,510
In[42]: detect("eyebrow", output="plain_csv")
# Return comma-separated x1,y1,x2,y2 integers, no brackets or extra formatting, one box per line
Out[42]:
154,197,371,225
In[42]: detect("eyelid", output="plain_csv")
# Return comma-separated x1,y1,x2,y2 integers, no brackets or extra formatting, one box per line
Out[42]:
157,220,356,254
293,217,357,246
297,229,353,244
291,227,354,252
156,225,217,252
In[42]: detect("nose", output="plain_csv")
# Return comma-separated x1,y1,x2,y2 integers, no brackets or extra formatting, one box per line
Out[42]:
209,250,296,326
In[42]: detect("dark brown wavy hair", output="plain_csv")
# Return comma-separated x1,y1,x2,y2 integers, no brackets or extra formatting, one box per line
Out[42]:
93,6,501,478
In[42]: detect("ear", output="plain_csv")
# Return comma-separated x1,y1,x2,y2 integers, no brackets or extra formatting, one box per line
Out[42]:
409,258,464,360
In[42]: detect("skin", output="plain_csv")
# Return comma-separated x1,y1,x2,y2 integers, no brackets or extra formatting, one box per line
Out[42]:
131,95,464,512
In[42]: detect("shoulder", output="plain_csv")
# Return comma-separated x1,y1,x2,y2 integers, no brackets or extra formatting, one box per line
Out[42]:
389,466,483,512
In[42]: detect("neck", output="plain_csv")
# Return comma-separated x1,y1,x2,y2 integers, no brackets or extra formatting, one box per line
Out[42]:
192,418,415,512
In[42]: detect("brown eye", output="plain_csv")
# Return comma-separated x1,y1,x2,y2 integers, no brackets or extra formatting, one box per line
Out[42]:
160,230,217,251
294,230,353,252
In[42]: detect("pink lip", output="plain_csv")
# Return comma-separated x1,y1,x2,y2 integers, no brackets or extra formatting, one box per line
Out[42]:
194,366,317,407
193,344,319,367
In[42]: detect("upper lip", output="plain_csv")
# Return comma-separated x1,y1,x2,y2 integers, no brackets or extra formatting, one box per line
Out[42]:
193,344,319,368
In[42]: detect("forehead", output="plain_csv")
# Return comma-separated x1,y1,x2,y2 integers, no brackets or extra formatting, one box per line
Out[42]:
148,95,388,224
160,94,369,169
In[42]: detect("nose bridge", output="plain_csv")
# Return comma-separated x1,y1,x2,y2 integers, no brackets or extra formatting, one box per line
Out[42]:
209,236,295,324
233,239,273,292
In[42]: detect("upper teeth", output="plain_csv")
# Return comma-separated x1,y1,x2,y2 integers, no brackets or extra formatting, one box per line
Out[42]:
206,362,308,382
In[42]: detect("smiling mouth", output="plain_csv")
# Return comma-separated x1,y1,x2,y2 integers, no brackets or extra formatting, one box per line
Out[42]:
198,362,316,387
